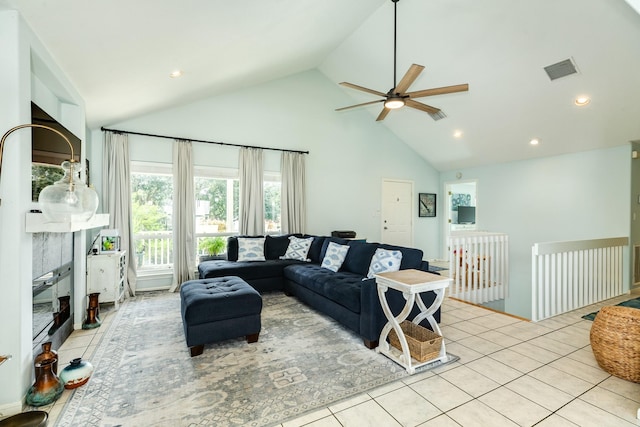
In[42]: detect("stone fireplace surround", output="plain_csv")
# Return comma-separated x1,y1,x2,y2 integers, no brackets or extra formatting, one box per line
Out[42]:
32,232,74,353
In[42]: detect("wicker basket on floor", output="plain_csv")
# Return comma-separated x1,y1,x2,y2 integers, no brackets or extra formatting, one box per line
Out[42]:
388,321,442,362
590,305,640,383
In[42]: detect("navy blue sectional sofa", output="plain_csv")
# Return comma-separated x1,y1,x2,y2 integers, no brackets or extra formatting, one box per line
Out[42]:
197,234,440,349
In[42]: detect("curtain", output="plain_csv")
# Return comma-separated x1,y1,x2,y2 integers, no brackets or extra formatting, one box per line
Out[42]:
239,147,264,235
169,139,196,292
102,131,137,296
281,151,306,234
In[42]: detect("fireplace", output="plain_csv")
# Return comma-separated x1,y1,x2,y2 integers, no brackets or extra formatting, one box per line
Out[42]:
32,232,74,352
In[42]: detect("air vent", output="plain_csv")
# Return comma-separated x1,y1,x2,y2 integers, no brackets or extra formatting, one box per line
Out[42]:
544,58,578,81
429,110,447,121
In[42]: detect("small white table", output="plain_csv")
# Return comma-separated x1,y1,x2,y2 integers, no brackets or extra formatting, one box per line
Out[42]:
375,269,451,374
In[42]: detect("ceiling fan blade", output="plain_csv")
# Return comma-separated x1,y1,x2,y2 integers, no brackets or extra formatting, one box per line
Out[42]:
376,107,391,121
335,99,385,111
394,64,425,94
405,99,441,114
339,82,387,97
405,83,469,99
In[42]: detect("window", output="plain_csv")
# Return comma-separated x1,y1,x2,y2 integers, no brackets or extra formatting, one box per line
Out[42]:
131,161,281,272
264,173,281,233
130,162,173,272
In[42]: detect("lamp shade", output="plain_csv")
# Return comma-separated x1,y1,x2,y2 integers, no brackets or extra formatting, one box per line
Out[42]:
38,161,98,222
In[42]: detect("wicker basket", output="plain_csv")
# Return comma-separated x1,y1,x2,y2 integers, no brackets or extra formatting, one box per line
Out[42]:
590,305,640,383
388,321,442,362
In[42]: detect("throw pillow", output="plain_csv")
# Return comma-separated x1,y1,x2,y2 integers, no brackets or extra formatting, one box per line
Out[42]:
366,248,403,278
321,242,350,272
237,237,266,261
280,236,314,261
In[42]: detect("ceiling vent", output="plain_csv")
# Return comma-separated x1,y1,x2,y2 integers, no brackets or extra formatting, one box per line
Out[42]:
544,58,578,81
429,110,447,121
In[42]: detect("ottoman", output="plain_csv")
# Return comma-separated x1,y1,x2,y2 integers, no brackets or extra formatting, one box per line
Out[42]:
180,276,262,357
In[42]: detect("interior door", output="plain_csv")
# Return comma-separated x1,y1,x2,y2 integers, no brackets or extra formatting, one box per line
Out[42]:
381,180,413,247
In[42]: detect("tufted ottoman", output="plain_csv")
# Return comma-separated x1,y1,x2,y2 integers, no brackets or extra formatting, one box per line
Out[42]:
180,276,262,357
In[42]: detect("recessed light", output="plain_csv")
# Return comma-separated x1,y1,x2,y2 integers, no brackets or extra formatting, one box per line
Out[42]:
169,70,183,78
575,96,590,106
530,138,540,146
453,130,463,138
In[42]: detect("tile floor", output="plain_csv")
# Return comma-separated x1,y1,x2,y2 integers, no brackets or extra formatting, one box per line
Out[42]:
43,289,640,427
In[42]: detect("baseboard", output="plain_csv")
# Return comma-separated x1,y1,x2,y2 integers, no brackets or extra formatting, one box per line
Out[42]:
0,400,23,419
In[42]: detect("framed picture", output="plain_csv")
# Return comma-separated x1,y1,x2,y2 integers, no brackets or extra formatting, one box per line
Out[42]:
419,193,436,217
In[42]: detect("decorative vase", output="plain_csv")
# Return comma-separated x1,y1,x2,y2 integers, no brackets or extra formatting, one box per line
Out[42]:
59,358,94,389
88,292,100,318
34,342,58,375
82,307,101,329
58,295,71,321
26,358,64,407
83,293,101,329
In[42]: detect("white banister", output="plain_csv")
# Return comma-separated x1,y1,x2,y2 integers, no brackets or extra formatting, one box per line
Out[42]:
448,231,509,304
531,237,628,321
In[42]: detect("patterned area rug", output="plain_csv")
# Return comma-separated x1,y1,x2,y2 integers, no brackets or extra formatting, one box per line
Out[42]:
581,296,640,321
56,291,412,426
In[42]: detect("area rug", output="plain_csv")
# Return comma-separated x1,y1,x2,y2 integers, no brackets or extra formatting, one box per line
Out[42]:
428,265,447,272
581,297,640,321
56,291,413,427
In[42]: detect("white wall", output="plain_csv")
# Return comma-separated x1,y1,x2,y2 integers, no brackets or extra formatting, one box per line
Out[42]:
0,10,86,415
440,145,631,319
93,69,442,257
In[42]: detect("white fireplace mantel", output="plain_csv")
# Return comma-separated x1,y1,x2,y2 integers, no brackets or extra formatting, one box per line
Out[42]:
25,213,109,233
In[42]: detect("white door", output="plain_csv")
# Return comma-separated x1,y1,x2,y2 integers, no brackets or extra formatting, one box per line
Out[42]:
381,180,413,246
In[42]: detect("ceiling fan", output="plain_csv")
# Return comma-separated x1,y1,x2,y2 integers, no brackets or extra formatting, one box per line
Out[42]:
336,0,469,121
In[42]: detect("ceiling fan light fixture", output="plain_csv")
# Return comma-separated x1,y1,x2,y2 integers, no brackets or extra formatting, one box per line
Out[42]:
384,96,405,109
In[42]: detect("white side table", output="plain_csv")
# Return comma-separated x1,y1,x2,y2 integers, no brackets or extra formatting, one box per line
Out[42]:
375,269,451,374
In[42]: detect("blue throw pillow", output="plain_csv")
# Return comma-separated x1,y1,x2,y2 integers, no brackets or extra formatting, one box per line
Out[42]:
280,236,314,261
321,242,350,272
237,237,266,261
366,248,403,278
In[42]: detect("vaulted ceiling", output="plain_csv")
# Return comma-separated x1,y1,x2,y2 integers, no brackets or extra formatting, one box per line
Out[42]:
2,0,640,171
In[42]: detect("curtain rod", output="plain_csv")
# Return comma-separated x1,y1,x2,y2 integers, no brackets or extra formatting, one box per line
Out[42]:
100,127,309,155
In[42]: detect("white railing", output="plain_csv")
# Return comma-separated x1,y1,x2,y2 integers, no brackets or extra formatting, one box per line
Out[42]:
133,232,235,271
448,231,509,304
531,237,628,321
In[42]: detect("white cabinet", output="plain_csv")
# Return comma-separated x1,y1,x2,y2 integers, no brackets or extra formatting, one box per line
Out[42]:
87,251,126,309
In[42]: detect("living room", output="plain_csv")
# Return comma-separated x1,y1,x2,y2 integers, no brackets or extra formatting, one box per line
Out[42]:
1,0,640,425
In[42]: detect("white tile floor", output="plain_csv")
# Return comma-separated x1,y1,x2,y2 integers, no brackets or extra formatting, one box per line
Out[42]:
42,290,640,427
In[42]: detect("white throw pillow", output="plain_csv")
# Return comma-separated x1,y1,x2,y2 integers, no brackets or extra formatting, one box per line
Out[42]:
280,236,314,261
321,242,350,272
366,248,403,278
237,237,266,261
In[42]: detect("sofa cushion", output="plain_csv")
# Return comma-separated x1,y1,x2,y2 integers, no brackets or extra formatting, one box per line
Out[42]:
199,259,302,281
284,264,362,313
237,237,266,261
321,242,350,272
379,244,423,270
366,248,402,278
302,235,327,263
341,242,378,276
227,235,263,262
280,236,314,261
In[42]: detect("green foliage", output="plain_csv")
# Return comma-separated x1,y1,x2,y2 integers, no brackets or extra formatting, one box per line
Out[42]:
132,202,170,232
198,236,226,255
32,164,65,201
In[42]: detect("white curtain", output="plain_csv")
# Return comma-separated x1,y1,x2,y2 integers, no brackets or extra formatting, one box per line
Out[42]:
169,139,196,292
102,131,137,296
281,151,306,234
239,147,264,235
